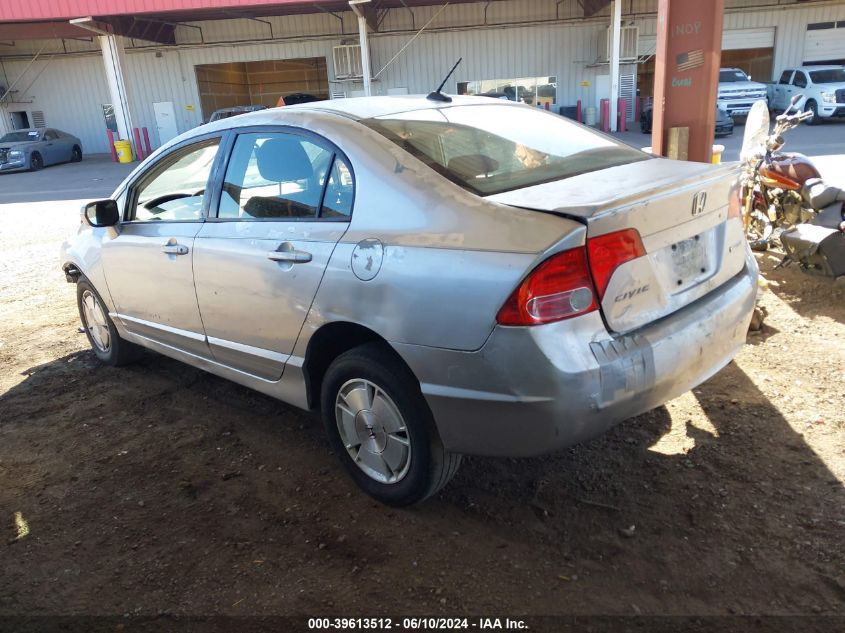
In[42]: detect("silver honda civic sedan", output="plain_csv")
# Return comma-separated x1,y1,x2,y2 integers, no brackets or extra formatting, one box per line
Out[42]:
61,96,758,505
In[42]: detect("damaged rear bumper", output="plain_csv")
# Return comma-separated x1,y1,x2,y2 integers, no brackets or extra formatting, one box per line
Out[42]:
393,255,758,457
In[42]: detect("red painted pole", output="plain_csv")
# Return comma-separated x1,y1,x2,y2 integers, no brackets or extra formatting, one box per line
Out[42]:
133,127,144,160
600,99,610,132
107,129,118,162
618,98,627,132
576,99,582,123
142,127,152,157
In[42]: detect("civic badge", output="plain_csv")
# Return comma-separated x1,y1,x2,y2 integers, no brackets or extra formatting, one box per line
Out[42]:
691,191,707,216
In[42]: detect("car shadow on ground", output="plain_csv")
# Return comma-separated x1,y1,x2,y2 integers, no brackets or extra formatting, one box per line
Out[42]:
0,348,843,619
756,251,845,324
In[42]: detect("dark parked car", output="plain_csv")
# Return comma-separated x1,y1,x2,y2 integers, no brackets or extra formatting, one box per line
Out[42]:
207,105,268,124
640,106,734,137
276,93,323,106
0,128,82,172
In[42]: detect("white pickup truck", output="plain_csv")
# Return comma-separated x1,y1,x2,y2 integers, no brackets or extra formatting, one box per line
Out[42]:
767,66,845,124
717,68,768,118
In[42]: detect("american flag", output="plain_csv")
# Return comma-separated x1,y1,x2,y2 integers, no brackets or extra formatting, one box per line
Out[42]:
676,49,704,72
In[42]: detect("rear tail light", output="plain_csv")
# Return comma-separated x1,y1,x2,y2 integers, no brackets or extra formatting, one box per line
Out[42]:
728,181,742,220
496,247,598,326
586,229,646,300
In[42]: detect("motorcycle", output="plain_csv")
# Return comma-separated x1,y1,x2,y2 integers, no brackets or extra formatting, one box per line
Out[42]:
740,95,845,278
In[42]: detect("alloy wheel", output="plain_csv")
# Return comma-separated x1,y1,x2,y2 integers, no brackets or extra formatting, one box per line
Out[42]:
81,289,110,353
335,379,411,484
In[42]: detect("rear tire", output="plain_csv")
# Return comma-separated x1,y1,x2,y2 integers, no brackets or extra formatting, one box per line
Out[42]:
71,145,83,162
77,278,143,366
320,342,461,506
29,152,43,171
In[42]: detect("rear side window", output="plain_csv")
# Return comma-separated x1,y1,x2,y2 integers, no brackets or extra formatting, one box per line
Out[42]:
219,132,352,220
363,104,647,196
321,156,354,218
778,71,793,85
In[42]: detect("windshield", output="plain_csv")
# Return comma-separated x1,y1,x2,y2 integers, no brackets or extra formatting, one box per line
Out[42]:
741,100,770,162
809,68,845,84
0,131,40,143
719,70,749,83
362,104,649,196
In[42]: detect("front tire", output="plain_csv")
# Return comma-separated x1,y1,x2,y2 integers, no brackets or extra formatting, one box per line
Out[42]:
29,152,43,171
77,278,142,366
805,100,819,126
320,343,461,506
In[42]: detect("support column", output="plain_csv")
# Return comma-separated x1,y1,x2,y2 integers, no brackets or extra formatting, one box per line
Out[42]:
652,0,724,162
609,0,622,132
356,13,372,96
99,35,135,152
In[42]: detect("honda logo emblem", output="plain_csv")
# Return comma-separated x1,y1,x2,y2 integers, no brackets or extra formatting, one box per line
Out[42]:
691,191,707,216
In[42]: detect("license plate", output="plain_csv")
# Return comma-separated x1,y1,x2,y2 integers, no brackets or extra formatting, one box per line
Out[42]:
671,236,706,282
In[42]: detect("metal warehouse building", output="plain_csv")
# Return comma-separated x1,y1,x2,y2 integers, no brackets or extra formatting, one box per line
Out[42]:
1,0,844,155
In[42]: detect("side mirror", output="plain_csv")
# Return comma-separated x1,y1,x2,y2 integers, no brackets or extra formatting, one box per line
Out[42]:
790,94,802,106
84,199,120,227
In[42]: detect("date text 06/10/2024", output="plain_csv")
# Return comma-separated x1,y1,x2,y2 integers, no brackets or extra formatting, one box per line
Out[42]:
307,617,529,630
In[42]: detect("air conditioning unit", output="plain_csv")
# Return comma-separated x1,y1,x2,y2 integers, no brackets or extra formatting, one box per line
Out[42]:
598,25,639,62
333,44,364,80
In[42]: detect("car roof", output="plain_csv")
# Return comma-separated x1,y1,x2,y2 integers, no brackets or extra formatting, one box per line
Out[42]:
231,94,509,124
798,65,845,70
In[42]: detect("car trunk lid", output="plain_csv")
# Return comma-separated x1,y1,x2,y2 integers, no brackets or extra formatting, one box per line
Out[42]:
487,158,747,334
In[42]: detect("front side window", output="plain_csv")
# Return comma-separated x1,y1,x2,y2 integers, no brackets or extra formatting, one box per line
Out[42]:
219,132,349,220
809,68,845,84
793,72,808,88
363,104,647,196
130,139,219,222
44,130,58,140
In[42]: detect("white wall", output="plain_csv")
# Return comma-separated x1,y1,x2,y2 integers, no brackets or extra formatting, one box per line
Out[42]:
2,0,843,154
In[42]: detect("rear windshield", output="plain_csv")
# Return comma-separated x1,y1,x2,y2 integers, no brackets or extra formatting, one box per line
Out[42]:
362,104,648,196
809,68,845,84
719,70,748,82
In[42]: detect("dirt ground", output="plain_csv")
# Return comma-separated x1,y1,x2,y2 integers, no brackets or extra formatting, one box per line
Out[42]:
1,192,844,628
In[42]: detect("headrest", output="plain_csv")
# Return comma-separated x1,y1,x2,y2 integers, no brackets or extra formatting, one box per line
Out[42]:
446,154,499,179
254,136,314,182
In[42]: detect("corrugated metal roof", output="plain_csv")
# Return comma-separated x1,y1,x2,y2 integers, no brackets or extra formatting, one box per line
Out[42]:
0,0,337,22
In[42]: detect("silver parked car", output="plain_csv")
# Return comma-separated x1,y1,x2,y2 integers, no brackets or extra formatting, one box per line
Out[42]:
0,128,83,172
61,96,758,505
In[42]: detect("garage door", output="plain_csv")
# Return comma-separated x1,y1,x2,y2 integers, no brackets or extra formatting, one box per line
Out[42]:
637,28,774,56
804,22,845,64
722,28,775,51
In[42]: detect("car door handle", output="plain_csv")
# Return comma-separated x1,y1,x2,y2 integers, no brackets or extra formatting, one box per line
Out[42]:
162,243,189,255
267,249,312,263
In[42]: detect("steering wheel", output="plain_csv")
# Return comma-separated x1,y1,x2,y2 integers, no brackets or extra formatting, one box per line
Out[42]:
143,190,205,212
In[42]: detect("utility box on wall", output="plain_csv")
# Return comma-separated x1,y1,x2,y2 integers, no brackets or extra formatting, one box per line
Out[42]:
333,45,364,80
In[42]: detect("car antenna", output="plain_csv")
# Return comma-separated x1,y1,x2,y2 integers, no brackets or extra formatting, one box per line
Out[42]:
427,57,462,103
